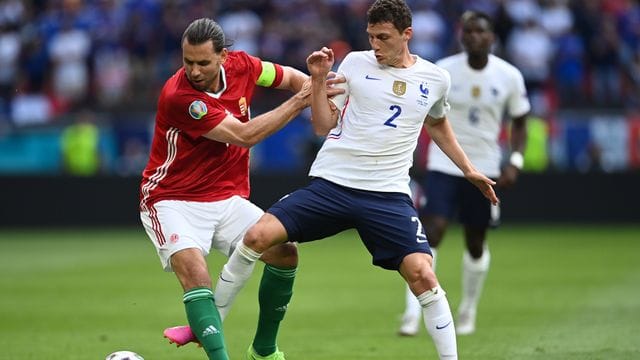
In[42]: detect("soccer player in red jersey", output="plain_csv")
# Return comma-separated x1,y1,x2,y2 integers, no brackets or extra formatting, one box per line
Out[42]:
139,18,342,360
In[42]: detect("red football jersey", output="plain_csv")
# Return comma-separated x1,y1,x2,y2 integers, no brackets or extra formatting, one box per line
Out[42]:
140,51,283,210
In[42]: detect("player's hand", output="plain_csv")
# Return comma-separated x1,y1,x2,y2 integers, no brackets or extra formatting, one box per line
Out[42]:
325,72,345,98
295,78,313,105
307,47,334,78
293,77,312,107
466,170,499,205
496,165,519,189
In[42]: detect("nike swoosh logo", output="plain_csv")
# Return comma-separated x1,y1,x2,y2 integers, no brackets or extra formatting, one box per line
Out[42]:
365,75,381,80
436,321,452,330
417,238,428,243
219,275,233,283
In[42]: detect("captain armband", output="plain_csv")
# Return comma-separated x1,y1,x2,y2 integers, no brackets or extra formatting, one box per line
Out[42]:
256,61,277,87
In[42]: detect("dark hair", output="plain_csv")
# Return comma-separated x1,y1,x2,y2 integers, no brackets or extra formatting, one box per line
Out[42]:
182,18,231,52
460,10,494,32
367,0,412,33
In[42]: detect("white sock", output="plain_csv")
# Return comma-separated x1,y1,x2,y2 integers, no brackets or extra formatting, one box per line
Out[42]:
214,241,262,320
404,284,422,318
418,285,458,359
459,248,490,315
402,249,437,319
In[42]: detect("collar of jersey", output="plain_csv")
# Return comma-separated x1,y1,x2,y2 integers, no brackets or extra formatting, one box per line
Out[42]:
205,65,227,99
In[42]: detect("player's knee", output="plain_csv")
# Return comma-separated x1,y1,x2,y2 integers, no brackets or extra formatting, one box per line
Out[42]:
411,270,439,295
262,242,298,268
244,223,278,252
413,265,437,284
402,253,438,291
244,214,288,253
243,225,264,249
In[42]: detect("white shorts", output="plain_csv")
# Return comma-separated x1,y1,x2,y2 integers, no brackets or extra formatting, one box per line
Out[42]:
140,196,264,271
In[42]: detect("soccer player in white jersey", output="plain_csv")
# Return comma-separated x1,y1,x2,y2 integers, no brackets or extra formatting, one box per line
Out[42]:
399,10,530,337
214,1,498,359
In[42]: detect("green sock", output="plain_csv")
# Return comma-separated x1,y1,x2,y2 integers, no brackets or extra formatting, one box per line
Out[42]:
252,265,297,356
183,287,229,360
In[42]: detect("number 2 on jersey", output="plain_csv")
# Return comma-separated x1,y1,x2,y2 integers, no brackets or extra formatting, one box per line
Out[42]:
411,216,428,243
468,106,479,124
384,105,402,128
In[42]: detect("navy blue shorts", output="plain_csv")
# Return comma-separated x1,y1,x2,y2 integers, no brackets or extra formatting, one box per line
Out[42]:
421,170,491,227
268,178,432,270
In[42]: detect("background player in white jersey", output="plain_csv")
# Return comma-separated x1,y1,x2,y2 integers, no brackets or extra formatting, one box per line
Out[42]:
399,10,530,337
217,1,498,359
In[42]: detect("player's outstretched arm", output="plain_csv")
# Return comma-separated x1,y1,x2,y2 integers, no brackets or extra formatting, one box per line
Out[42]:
425,115,499,205
275,65,345,98
498,113,528,188
202,83,312,147
276,66,309,93
307,47,340,136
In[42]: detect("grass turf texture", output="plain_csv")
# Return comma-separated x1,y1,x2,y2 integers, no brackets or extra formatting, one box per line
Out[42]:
1,225,639,359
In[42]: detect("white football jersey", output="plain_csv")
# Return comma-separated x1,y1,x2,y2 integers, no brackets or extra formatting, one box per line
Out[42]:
428,53,530,178
309,50,450,195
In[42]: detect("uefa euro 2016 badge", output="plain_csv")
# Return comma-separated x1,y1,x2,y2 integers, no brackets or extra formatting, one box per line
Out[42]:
392,81,406,96
189,100,208,120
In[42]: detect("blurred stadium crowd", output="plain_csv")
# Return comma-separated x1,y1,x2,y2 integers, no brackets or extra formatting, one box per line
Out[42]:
1,0,640,175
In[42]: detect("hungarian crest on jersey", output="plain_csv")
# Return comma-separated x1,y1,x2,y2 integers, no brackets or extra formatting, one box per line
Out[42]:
238,96,247,116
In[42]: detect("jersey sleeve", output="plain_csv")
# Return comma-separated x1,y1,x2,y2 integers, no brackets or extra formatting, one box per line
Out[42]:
243,52,284,88
428,68,451,119
165,93,227,139
507,68,531,118
329,53,355,111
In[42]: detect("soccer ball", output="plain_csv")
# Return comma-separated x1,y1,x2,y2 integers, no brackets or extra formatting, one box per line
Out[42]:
105,351,144,360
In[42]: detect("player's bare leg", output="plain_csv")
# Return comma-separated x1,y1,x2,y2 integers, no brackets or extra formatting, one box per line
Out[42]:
171,248,228,359
400,215,447,336
215,213,291,358
399,248,438,336
214,214,288,315
165,244,297,359
400,252,457,360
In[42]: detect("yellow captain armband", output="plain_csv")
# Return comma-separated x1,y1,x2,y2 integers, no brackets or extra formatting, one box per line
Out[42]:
256,61,277,87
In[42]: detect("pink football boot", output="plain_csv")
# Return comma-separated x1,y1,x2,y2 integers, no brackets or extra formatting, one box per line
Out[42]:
163,325,199,347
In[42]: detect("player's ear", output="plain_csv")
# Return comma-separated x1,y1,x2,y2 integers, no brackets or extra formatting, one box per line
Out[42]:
219,48,229,64
403,27,413,42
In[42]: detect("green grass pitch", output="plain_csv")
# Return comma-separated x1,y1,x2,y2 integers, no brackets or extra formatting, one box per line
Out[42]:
1,225,639,359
